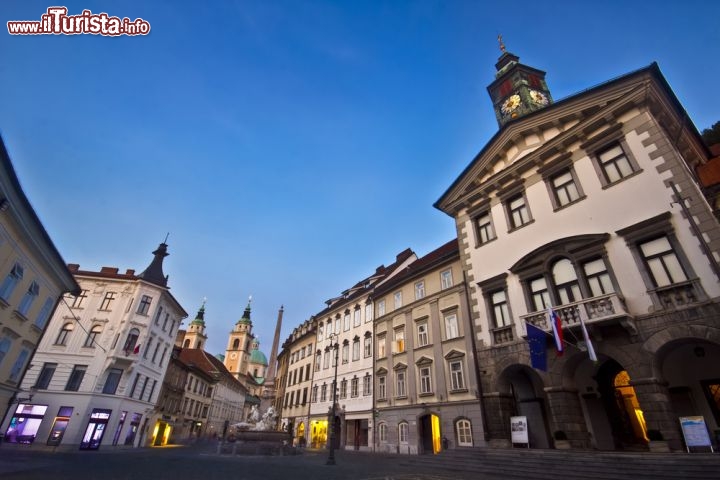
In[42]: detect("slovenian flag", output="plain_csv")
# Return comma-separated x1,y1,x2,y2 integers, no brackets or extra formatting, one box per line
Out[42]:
548,307,564,356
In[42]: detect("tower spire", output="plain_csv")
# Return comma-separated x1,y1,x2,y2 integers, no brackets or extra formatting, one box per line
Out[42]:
137,241,169,287
237,296,253,325
497,33,506,53
190,300,206,326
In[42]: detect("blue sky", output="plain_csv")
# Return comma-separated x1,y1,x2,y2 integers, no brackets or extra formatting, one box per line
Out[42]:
1,0,719,357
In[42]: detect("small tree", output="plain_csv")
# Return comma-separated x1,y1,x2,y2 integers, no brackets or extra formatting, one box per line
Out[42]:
701,121,720,147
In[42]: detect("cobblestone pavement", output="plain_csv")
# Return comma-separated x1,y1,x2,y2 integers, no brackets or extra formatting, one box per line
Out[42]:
0,445,496,480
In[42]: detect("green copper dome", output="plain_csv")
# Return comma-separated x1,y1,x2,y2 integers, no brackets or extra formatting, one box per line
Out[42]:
249,340,267,366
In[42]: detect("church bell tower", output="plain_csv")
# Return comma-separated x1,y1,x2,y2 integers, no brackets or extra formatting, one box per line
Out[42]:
184,301,208,350
487,36,553,128
224,297,254,380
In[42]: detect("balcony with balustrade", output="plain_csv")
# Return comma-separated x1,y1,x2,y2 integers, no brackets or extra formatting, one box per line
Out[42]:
491,292,632,346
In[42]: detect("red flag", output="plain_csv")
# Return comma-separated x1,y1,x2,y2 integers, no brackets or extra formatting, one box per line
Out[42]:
133,344,141,354
548,307,564,356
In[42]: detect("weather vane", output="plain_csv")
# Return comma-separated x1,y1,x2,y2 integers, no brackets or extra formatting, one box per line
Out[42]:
497,34,506,53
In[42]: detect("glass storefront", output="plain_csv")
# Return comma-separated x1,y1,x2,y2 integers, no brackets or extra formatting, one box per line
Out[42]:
4,404,48,444
47,406,74,446
80,408,112,450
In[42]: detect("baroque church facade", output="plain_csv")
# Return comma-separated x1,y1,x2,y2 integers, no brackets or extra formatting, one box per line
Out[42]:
435,47,720,451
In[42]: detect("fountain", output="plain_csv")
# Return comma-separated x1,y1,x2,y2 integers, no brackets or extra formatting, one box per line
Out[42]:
220,405,293,455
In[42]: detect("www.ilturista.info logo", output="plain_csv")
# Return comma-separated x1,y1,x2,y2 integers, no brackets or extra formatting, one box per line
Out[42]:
7,7,151,36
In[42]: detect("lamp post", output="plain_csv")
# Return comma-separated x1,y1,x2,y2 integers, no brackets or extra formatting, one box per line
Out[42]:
325,333,339,465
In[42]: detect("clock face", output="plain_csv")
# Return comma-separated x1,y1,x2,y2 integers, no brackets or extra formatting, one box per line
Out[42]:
501,94,522,115
230,352,237,359
529,89,549,106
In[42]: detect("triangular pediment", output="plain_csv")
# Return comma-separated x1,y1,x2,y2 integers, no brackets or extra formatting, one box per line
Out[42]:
393,362,407,371
434,65,665,216
415,356,433,366
444,349,465,360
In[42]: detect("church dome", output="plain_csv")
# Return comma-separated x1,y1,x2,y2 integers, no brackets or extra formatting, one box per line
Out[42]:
249,340,267,366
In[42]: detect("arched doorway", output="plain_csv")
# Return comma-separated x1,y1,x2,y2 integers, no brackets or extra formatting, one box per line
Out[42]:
418,413,441,454
499,365,550,448
659,338,720,447
595,360,648,449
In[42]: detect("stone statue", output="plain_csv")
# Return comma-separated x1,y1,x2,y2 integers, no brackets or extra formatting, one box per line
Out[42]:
232,405,278,431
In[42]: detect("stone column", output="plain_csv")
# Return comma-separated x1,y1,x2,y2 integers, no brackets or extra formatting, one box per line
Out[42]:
483,392,514,448
545,387,590,448
631,377,681,450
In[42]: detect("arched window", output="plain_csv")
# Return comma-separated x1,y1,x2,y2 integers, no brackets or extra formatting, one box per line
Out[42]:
56,322,74,345
84,325,103,348
398,422,409,444
378,422,388,443
232,338,240,349
456,419,473,447
123,328,140,353
552,258,582,304
183,339,190,348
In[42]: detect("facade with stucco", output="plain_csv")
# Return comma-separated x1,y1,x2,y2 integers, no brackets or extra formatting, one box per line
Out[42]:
436,52,720,451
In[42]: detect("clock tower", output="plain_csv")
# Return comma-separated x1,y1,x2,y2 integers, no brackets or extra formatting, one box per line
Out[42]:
224,298,254,380
488,36,553,128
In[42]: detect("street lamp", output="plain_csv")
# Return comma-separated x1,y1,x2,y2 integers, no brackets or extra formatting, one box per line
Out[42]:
325,333,340,466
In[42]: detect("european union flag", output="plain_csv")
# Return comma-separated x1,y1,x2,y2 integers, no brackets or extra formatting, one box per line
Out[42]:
526,322,547,372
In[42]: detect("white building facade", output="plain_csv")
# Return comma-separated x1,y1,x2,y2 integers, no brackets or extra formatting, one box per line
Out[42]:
308,249,416,451
436,53,720,450
2,243,187,450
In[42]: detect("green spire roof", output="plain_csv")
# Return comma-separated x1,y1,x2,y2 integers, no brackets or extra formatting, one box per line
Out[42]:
237,297,253,325
190,301,206,326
